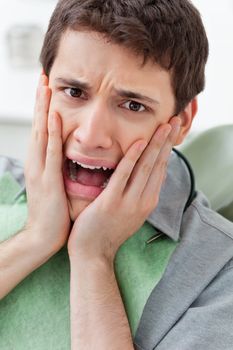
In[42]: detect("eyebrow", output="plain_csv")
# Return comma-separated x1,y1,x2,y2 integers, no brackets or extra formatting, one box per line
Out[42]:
115,88,159,105
55,77,159,105
55,78,91,91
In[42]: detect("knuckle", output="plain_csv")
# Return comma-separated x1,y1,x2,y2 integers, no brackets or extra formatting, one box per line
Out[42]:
35,101,45,117
157,158,167,169
152,137,162,149
127,149,138,163
120,170,130,183
47,144,57,158
48,129,57,138
33,128,48,141
35,102,43,115
142,197,159,215
141,163,152,176
38,129,48,138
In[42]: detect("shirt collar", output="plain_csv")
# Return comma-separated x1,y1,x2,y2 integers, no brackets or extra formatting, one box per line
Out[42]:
146,150,192,241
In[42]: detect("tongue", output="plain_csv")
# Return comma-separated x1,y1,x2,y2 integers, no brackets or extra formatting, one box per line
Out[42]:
76,167,110,187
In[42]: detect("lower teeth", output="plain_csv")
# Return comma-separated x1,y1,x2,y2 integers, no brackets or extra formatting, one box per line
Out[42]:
101,178,110,189
68,161,78,181
69,172,77,181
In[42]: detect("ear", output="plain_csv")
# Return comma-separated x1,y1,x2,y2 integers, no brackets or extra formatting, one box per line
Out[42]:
174,97,198,145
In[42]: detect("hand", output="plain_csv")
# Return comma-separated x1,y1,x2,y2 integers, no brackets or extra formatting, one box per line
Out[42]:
68,117,181,262
24,73,71,253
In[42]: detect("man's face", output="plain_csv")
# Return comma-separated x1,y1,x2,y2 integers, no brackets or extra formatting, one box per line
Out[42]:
49,30,177,221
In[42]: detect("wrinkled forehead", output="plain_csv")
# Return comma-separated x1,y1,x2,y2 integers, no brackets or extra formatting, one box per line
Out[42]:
50,29,174,99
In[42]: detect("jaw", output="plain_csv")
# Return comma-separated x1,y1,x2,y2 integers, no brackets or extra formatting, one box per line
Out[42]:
67,195,93,221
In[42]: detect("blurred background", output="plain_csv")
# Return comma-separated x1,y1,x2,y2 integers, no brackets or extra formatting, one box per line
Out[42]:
0,0,233,161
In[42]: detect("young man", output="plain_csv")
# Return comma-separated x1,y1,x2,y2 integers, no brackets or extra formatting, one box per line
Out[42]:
1,0,233,349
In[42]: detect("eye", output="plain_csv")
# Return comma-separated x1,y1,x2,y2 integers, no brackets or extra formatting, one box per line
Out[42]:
64,87,84,98
122,100,146,112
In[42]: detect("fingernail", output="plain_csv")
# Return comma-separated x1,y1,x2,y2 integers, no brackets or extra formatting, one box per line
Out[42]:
173,123,181,131
173,118,182,129
38,75,44,89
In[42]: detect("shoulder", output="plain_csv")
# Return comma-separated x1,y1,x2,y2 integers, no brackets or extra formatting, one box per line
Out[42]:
176,190,233,278
183,190,233,242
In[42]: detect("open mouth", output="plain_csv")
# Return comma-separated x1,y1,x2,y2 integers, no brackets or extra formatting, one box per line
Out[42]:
64,158,115,190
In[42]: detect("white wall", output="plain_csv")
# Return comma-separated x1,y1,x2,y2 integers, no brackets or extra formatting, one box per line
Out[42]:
191,0,233,131
0,0,57,123
0,0,57,161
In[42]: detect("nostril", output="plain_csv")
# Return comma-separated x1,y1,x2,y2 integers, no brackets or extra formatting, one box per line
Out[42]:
73,126,113,150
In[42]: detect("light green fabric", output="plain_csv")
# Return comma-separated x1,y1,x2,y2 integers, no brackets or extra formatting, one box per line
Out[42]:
115,227,177,336
0,173,71,350
0,173,27,242
0,173,177,349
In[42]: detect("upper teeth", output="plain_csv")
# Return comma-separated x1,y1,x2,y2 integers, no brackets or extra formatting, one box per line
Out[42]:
72,160,112,171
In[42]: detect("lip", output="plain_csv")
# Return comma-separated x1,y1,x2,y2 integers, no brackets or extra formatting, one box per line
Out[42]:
65,153,118,169
62,155,114,200
63,170,104,200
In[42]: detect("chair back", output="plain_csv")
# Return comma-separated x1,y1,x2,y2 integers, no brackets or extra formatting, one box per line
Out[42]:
180,124,233,221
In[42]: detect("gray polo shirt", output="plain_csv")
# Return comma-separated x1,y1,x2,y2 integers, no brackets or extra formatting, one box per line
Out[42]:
135,152,233,350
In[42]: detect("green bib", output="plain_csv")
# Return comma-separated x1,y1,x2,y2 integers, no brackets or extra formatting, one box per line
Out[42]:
0,173,178,349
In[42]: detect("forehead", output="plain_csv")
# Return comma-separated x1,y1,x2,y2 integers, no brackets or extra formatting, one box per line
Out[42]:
51,30,173,97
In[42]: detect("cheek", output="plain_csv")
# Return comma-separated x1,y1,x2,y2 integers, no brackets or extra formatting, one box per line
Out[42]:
49,93,78,142
119,119,159,155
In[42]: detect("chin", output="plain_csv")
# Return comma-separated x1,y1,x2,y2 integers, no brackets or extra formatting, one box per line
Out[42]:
68,196,92,221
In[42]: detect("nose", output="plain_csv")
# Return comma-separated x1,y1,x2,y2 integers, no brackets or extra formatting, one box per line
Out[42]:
73,101,113,150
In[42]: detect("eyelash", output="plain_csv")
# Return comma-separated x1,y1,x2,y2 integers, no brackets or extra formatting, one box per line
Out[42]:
64,87,86,99
63,87,148,113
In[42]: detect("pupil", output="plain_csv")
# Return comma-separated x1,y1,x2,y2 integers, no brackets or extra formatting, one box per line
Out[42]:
70,88,82,98
129,101,141,111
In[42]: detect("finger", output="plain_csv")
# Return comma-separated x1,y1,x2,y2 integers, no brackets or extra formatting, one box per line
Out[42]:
124,122,174,200
141,161,167,212
33,73,49,128
26,74,51,171
141,118,181,202
45,112,63,181
104,139,148,197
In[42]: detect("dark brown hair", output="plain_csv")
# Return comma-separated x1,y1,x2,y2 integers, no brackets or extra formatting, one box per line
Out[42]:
40,0,209,113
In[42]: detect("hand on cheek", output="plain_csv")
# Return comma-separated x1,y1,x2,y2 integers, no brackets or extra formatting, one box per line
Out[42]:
68,117,181,262
24,72,71,253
